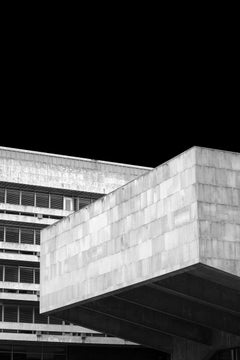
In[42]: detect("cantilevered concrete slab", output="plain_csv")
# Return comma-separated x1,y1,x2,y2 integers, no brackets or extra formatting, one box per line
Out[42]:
40,147,240,359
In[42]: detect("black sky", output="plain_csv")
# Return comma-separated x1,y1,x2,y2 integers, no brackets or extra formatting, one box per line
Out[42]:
1,19,238,168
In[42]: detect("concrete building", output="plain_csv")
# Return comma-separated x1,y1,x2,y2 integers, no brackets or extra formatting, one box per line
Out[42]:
40,147,240,360
0,146,163,360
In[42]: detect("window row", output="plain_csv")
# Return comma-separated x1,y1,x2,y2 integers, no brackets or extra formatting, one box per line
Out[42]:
0,226,40,245
0,304,63,324
0,265,39,284
0,188,93,211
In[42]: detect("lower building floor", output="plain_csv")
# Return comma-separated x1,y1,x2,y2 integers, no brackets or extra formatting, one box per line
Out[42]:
0,342,168,360
0,342,239,360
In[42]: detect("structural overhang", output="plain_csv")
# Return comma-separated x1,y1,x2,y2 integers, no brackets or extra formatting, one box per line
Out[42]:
40,147,240,358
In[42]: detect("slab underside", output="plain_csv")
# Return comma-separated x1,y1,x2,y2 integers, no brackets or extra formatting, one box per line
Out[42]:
44,263,240,356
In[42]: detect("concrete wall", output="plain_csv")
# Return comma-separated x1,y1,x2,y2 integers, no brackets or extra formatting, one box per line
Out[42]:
196,147,240,276
40,147,199,313
0,147,150,194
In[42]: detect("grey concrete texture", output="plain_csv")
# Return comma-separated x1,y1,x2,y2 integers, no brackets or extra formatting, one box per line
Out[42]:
0,146,150,194
40,146,240,314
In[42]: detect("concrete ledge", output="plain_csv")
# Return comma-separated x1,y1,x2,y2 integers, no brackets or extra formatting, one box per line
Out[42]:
0,332,132,345
0,281,39,291
0,203,73,218
0,242,40,253
0,253,39,264
0,213,57,226
0,292,38,302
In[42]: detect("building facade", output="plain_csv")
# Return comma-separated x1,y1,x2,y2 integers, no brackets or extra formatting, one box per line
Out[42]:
0,146,164,360
40,147,240,360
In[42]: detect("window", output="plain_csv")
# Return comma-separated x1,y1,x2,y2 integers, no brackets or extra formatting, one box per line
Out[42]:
19,306,33,323
5,266,18,282
35,268,40,284
20,228,34,244
0,226,4,242
35,230,41,245
34,307,48,324
6,189,20,205
0,265,3,281
0,188,5,203
63,197,73,211
21,191,35,206
49,316,63,325
5,227,19,243
20,267,34,283
4,305,18,322
36,192,49,208
50,194,63,209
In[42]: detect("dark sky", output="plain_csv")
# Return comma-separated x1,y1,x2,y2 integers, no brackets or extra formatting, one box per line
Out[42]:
1,22,238,168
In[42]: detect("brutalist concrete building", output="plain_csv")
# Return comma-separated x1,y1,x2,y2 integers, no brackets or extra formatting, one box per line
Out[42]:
0,146,164,360
40,147,240,360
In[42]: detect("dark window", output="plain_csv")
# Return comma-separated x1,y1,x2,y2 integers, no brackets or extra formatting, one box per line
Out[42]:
20,228,34,244
35,230,40,245
20,267,34,283
0,226,4,242
78,197,91,210
5,227,19,243
5,266,18,282
6,189,20,205
0,265,3,281
50,194,63,210
49,316,63,325
19,306,33,323
35,268,40,284
34,308,48,324
36,192,49,208
21,191,35,206
4,305,18,322
0,188,5,203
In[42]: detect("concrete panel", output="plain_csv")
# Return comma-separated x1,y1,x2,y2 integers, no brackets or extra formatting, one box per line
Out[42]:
196,148,240,276
0,146,150,194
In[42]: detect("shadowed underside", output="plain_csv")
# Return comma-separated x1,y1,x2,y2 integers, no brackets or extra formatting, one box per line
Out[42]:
49,264,240,358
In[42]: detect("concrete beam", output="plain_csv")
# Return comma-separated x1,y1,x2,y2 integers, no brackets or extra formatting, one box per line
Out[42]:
83,297,212,345
191,265,240,292
155,272,240,314
57,306,173,353
116,284,240,336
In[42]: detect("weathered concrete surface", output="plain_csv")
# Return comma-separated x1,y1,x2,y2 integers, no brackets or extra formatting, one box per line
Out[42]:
41,147,198,311
40,147,240,357
0,146,150,194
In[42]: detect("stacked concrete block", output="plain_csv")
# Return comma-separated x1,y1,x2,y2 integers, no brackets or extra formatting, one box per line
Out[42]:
41,147,201,313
